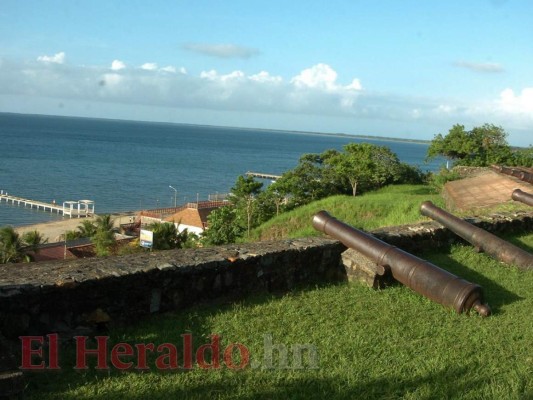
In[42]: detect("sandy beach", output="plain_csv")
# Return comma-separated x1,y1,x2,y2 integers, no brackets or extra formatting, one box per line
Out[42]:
14,212,136,243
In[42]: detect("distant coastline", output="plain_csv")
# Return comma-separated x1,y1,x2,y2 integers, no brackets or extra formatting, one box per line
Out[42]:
0,111,431,145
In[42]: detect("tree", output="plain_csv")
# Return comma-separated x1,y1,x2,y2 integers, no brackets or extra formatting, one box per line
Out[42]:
92,214,115,256
326,143,403,196
148,221,189,250
426,123,513,167
63,219,97,241
256,187,285,220
272,152,341,206
512,146,533,167
0,226,26,263
230,175,263,239
230,175,263,202
77,219,97,238
21,230,47,253
0,226,47,263
202,206,244,245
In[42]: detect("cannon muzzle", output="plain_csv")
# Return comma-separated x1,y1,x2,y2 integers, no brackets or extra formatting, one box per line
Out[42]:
420,201,533,270
512,189,533,207
312,211,491,317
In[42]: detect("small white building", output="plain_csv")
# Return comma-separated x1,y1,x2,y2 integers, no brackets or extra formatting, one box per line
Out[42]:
62,200,95,218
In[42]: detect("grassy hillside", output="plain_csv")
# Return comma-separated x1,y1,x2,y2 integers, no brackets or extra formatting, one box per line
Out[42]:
248,184,445,241
247,183,533,242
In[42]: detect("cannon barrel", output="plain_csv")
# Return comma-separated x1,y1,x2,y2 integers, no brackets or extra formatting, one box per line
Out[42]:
312,211,491,317
493,165,533,184
420,201,533,270
512,188,533,207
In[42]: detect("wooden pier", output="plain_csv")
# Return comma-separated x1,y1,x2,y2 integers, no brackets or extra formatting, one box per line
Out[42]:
246,171,282,180
0,191,94,218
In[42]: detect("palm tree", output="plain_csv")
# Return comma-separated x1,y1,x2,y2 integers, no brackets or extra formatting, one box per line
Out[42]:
21,230,47,254
0,226,47,263
77,219,97,238
92,215,115,256
148,221,189,250
61,219,97,241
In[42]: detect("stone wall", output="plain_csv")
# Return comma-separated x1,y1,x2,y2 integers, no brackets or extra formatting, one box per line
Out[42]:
1,210,532,340
371,210,533,253
0,238,345,339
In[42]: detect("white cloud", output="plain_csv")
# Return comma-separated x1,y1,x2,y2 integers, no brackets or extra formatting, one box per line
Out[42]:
101,73,124,87
498,88,533,114
2,56,532,145
199,70,218,81
454,60,504,73
249,71,282,84
140,63,158,71
111,60,126,71
429,87,533,137
289,64,362,111
291,64,338,90
290,64,362,93
37,52,65,64
200,70,246,82
160,66,176,73
346,79,362,91
182,43,259,59
436,104,456,114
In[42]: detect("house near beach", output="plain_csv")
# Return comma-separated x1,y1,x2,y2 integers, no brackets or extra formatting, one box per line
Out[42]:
163,200,227,235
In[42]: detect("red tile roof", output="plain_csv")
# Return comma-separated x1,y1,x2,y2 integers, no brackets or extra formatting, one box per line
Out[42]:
164,202,225,229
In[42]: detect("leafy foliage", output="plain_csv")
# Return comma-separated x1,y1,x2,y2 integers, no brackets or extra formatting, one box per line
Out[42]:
326,143,405,196
512,146,533,167
0,226,47,263
77,220,98,238
229,175,263,202
64,219,98,241
202,206,245,246
92,214,115,256
147,221,190,250
229,175,264,239
426,123,514,166
204,143,425,245
270,152,340,207
428,168,463,191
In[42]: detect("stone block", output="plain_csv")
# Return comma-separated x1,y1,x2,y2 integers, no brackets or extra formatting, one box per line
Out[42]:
341,248,392,289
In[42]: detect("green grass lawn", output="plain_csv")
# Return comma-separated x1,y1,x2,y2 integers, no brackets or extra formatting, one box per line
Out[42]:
21,184,533,399
24,231,533,399
247,184,532,242
247,184,447,241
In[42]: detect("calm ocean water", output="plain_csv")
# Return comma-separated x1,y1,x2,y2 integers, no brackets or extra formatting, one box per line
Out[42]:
0,113,443,227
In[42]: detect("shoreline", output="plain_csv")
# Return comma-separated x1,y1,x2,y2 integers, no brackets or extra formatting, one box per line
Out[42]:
14,211,137,243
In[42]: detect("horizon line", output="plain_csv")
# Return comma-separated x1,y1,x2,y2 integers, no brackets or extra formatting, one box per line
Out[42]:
0,111,432,145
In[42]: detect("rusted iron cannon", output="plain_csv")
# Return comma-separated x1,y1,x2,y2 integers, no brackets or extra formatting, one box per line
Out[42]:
420,201,533,270
512,188,533,207
312,211,491,317
493,165,533,184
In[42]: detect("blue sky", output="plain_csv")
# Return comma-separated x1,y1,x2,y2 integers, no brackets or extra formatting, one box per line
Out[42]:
0,0,532,145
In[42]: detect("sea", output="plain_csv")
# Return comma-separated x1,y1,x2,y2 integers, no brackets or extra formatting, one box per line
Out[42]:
0,113,444,227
